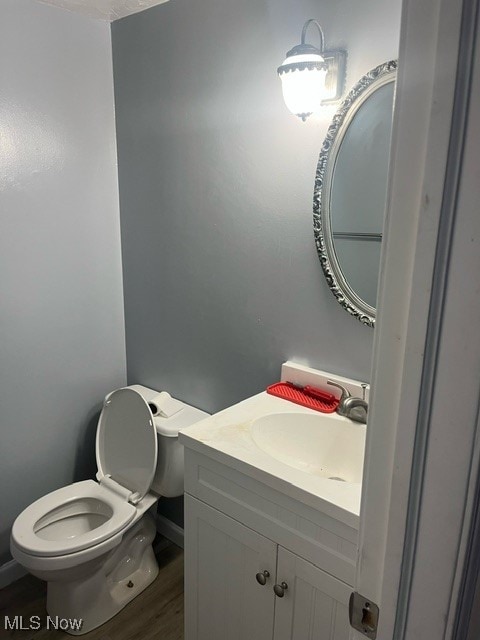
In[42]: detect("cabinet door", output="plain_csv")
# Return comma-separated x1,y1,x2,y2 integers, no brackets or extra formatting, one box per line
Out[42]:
185,494,277,640
273,547,351,640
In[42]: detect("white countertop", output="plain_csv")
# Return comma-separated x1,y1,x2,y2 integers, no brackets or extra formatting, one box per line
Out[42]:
179,391,362,529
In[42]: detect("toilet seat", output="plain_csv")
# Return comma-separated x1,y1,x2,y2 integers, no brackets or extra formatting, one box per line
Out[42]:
11,480,136,557
11,388,159,560
96,388,158,503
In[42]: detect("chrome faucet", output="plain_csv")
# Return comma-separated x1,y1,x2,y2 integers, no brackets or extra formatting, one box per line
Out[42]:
327,381,368,424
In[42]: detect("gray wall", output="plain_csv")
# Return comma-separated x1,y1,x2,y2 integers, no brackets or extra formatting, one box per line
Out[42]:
112,0,401,415
0,0,126,566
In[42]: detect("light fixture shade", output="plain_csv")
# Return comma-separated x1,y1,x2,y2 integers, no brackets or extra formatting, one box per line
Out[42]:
278,52,327,121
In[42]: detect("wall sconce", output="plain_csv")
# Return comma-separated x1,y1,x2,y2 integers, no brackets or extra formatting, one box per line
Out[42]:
278,19,347,121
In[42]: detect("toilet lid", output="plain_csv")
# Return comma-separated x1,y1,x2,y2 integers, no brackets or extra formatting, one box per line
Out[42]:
96,388,158,502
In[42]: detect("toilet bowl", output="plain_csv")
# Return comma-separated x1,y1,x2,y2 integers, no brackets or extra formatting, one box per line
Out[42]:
10,385,209,635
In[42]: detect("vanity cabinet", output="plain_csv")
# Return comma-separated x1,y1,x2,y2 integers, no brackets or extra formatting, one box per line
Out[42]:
274,547,351,640
185,495,276,640
184,449,357,640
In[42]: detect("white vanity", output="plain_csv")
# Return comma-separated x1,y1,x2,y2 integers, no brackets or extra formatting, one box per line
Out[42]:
179,362,367,640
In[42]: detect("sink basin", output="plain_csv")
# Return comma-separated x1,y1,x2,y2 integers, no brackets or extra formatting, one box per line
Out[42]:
251,412,366,483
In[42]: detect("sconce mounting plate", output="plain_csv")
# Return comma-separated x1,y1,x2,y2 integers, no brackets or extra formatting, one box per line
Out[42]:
322,49,347,103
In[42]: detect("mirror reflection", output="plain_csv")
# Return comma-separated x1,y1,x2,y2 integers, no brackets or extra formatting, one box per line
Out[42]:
314,61,397,326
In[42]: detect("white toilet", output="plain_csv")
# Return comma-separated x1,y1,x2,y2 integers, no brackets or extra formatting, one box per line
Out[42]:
10,385,208,635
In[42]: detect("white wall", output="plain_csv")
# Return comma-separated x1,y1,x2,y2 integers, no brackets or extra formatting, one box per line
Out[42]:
0,0,126,567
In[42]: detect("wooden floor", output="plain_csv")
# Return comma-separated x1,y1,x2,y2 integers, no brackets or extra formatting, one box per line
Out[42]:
0,543,184,640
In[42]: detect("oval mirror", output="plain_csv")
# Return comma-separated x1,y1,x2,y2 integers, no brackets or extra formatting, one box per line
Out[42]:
313,60,397,327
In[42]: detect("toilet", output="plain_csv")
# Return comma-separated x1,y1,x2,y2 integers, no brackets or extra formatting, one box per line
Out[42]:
10,385,209,635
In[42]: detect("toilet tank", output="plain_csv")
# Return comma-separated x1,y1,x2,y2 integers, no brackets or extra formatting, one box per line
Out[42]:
128,385,210,498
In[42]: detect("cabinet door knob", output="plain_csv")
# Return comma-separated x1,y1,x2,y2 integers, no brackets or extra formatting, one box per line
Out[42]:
255,570,270,586
273,581,288,597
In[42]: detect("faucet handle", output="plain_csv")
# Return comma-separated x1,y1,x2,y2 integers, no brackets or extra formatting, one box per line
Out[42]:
326,380,351,402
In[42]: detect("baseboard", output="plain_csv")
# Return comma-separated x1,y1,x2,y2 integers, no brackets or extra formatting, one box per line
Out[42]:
0,559,27,589
155,514,184,549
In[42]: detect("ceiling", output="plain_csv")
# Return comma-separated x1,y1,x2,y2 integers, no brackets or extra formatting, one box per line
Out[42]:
35,0,169,21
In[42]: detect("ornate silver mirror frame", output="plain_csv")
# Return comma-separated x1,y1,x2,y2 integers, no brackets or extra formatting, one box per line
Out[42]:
313,60,397,327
